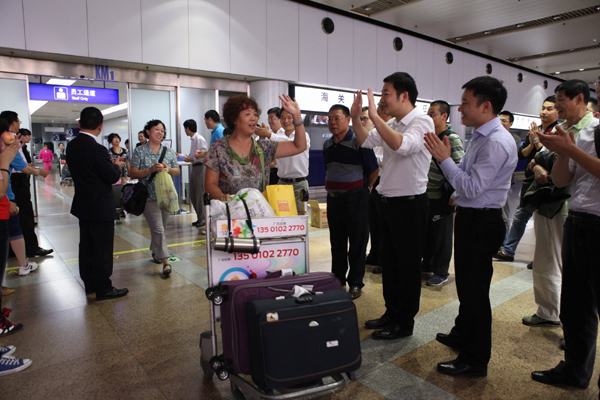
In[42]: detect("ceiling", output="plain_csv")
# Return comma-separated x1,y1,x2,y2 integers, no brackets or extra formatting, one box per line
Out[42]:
28,76,127,125
311,0,600,87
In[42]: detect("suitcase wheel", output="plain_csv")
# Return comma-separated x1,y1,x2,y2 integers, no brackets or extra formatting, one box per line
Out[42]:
217,367,229,381
209,355,224,371
212,294,224,305
205,287,226,305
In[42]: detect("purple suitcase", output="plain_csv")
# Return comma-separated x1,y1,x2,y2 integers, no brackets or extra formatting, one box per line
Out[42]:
217,272,342,375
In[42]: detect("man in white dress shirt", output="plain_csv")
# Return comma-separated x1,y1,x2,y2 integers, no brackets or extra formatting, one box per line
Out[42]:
179,119,208,227
351,72,433,340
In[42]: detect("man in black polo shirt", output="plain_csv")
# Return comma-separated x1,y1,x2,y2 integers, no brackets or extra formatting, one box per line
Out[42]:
323,104,378,300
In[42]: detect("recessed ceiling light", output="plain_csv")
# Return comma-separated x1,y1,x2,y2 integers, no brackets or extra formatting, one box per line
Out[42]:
516,24,524,28
364,6,372,11
555,72,561,74
484,31,491,35
46,78,76,86
101,103,128,116
594,39,597,42
553,16,560,20
580,68,585,71
455,37,462,41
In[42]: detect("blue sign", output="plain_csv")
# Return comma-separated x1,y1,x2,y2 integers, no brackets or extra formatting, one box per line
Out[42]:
29,83,119,105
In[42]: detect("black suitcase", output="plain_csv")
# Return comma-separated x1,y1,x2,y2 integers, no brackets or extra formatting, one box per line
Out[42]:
245,290,361,390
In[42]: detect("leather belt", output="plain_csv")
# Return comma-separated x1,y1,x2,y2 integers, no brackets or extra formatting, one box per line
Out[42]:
568,211,600,226
456,206,501,214
279,177,306,183
327,186,364,198
380,192,426,203
192,163,204,167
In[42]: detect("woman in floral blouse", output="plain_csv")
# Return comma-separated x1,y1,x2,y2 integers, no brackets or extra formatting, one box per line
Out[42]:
130,120,180,277
204,94,306,201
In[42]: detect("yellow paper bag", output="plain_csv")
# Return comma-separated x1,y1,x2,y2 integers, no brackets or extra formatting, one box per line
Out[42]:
262,185,298,216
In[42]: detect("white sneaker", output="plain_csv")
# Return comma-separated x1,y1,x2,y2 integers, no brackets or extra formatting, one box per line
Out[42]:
0,356,32,376
18,261,38,276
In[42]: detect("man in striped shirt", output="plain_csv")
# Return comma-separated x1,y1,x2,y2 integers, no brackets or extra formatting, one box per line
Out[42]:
323,104,379,300
421,101,464,287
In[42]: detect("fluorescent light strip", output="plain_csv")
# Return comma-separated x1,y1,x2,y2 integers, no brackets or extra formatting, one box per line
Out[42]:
29,100,48,114
46,78,77,86
101,102,127,116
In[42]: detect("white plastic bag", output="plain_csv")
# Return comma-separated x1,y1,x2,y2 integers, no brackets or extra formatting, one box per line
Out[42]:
210,188,275,220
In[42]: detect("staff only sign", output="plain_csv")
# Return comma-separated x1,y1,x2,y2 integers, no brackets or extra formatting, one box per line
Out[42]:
29,83,119,105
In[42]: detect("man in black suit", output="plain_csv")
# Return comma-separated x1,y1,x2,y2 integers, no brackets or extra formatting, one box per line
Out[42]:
68,107,128,300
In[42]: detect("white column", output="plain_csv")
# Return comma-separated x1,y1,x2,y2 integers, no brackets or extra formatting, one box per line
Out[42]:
249,80,289,126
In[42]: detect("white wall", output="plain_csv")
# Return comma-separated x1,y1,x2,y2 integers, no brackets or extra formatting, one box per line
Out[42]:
3,0,562,117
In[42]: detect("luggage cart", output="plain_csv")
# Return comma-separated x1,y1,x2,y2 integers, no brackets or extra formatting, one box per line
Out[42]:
200,194,347,400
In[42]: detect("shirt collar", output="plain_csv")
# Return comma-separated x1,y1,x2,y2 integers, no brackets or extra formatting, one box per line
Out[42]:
473,116,502,138
560,111,594,131
396,106,421,126
212,123,222,133
330,129,353,143
80,130,101,144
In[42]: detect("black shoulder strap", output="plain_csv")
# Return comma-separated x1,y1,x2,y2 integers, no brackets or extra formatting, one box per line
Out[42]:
147,146,168,183
595,125,600,159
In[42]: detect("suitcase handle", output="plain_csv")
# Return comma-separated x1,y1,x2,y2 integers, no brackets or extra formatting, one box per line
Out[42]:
264,269,296,279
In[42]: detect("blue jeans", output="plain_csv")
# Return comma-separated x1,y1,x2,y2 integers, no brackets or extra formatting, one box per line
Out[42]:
501,205,533,257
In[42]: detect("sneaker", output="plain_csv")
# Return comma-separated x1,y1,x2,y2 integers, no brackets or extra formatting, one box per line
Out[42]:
18,260,38,276
522,314,560,326
0,356,32,376
0,308,24,337
427,275,449,286
0,345,15,357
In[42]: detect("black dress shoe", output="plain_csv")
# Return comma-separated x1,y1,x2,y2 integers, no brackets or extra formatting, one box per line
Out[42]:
437,359,487,377
531,367,587,388
27,247,54,257
96,287,129,301
365,315,393,329
372,323,413,340
372,266,382,274
436,333,463,350
349,286,361,300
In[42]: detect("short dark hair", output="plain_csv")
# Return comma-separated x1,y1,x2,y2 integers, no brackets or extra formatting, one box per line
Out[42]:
18,128,31,136
222,95,261,130
499,110,514,123
143,120,166,139
267,107,282,118
183,119,197,132
554,79,590,104
430,100,450,116
462,76,507,115
79,107,104,130
361,106,369,112
544,95,556,104
124,139,129,145
329,104,350,117
107,133,121,144
204,110,220,123
383,72,418,106
0,118,9,134
588,97,599,112
0,111,18,127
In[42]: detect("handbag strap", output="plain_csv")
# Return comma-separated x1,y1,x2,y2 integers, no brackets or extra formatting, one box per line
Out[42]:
255,143,266,191
147,146,168,183
239,195,255,236
225,202,232,238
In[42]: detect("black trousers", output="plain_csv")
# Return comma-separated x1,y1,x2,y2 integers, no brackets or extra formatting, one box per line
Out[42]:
421,200,454,278
559,211,600,388
78,220,114,295
10,174,39,252
327,188,369,288
449,207,505,369
367,177,381,262
380,193,428,330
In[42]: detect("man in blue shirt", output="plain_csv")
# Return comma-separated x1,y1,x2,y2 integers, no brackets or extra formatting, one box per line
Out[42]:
425,76,518,377
204,110,224,146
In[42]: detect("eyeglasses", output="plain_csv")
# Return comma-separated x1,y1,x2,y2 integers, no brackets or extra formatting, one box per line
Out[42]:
327,116,345,123
267,117,279,121
427,112,440,118
500,119,511,124
359,116,370,122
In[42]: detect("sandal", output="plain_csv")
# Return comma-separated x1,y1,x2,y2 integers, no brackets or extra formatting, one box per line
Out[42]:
163,264,172,277
151,253,162,264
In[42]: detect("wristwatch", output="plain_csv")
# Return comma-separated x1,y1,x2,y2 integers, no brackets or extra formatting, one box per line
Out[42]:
533,138,540,144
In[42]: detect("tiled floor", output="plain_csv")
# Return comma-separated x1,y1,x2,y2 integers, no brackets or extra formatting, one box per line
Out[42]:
1,171,598,399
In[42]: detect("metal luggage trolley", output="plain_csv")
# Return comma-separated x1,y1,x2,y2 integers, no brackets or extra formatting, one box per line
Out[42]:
200,194,347,400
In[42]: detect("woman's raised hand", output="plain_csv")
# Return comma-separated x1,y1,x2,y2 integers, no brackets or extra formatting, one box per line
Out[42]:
279,94,301,118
